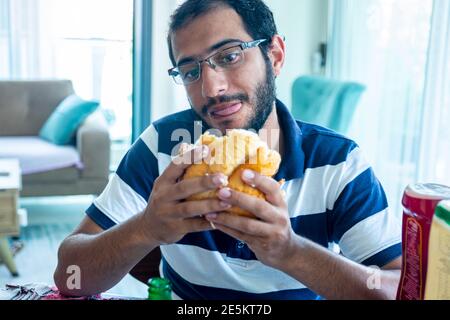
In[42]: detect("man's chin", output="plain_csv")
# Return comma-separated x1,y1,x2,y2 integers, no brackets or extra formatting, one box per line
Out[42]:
204,114,250,131
211,120,248,133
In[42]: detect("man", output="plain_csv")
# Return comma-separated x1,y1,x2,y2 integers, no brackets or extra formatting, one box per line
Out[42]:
54,0,402,300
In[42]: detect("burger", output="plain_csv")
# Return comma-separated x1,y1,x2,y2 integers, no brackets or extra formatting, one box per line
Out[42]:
180,129,282,218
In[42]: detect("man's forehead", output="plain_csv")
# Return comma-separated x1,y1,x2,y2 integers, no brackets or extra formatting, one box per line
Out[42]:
171,7,251,63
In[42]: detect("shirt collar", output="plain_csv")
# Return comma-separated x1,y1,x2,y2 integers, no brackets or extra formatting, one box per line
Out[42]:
273,99,305,181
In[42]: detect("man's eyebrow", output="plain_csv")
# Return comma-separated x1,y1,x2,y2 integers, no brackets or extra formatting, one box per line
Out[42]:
176,38,243,66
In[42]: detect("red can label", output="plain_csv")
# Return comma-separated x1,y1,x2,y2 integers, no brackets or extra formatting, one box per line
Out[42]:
398,217,424,300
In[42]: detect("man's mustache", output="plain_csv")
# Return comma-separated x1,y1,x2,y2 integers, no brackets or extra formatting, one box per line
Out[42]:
202,93,250,115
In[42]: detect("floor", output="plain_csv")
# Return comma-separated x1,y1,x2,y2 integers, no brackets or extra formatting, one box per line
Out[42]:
0,196,149,299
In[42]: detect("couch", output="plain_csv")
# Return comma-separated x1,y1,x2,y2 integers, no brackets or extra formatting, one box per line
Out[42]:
0,80,110,197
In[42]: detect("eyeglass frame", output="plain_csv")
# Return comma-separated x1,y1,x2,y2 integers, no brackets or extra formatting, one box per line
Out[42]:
167,38,269,85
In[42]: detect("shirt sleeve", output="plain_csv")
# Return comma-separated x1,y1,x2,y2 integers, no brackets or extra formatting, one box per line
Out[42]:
330,147,402,267
86,125,160,230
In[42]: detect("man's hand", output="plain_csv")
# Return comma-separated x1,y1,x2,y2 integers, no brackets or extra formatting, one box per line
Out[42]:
205,169,402,300
205,169,296,269
143,145,230,246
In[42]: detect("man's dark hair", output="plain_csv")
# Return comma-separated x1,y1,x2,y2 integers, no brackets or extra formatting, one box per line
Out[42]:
167,0,278,66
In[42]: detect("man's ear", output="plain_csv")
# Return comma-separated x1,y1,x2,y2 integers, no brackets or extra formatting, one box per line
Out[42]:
268,35,286,77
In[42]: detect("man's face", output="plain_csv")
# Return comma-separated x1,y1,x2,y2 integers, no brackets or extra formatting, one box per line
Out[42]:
171,7,276,133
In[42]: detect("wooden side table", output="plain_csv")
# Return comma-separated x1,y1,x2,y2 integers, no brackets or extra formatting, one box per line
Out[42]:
0,159,21,277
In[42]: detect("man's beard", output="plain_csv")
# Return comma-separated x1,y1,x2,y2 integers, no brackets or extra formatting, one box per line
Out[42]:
196,60,276,132
247,65,276,131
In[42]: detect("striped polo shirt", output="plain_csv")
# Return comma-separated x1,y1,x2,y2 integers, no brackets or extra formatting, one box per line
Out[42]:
86,99,402,300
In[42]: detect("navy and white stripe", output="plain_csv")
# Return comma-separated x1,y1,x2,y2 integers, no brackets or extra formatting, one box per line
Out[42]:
86,99,401,300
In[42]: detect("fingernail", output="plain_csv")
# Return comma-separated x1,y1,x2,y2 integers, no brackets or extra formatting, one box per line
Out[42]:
218,188,232,199
220,201,231,209
206,213,217,220
213,175,228,187
242,170,255,181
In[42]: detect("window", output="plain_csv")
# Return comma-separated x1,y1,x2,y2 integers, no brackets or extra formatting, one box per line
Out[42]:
0,0,134,170
328,0,450,215
50,0,134,170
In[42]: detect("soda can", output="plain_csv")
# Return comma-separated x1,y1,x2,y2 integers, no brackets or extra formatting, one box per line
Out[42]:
397,184,450,300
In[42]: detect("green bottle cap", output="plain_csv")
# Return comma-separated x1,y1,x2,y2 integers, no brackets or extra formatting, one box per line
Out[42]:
435,200,450,227
147,277,172,300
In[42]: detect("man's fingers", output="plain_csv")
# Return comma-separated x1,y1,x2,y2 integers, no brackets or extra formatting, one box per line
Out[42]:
217,188,276,222
162,145,209,183
184,217,216,233
205,212,272,237
207,221,251,244
241,170,285,206
172,199,232,219
170,174,228,201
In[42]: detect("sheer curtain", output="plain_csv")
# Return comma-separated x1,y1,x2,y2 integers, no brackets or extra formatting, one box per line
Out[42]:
417,0,450,185
0,0,55,78
327,0,449,215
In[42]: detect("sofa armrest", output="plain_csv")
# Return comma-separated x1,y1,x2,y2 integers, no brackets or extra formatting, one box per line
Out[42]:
76,111,111,179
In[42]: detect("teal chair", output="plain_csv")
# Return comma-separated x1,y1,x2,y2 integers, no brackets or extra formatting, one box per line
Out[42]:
291,76,366,134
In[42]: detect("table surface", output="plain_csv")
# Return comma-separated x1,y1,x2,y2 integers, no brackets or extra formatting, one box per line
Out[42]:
0,159,21,190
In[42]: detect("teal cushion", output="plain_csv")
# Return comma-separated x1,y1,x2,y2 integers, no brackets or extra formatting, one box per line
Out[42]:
291,76,366,134
39,94,99,145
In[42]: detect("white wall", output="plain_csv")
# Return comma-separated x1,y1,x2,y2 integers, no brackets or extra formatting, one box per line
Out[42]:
266,0,328,108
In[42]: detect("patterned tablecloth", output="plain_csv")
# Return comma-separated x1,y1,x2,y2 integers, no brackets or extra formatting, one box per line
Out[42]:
0,283,140,300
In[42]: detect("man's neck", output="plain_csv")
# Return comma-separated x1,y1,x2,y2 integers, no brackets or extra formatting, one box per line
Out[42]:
259,104,284,156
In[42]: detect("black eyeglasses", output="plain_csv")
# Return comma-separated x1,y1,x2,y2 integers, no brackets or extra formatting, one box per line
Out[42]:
168,39,268,85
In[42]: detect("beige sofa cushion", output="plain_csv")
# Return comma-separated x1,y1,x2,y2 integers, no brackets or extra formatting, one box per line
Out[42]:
0,80,74,136
22,167,79,183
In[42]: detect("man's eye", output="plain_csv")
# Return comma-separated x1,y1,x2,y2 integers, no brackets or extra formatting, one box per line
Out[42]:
182,68,199,81
219,52,241,65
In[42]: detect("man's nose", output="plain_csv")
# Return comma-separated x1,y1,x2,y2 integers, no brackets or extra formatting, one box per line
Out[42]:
201,63,228,98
